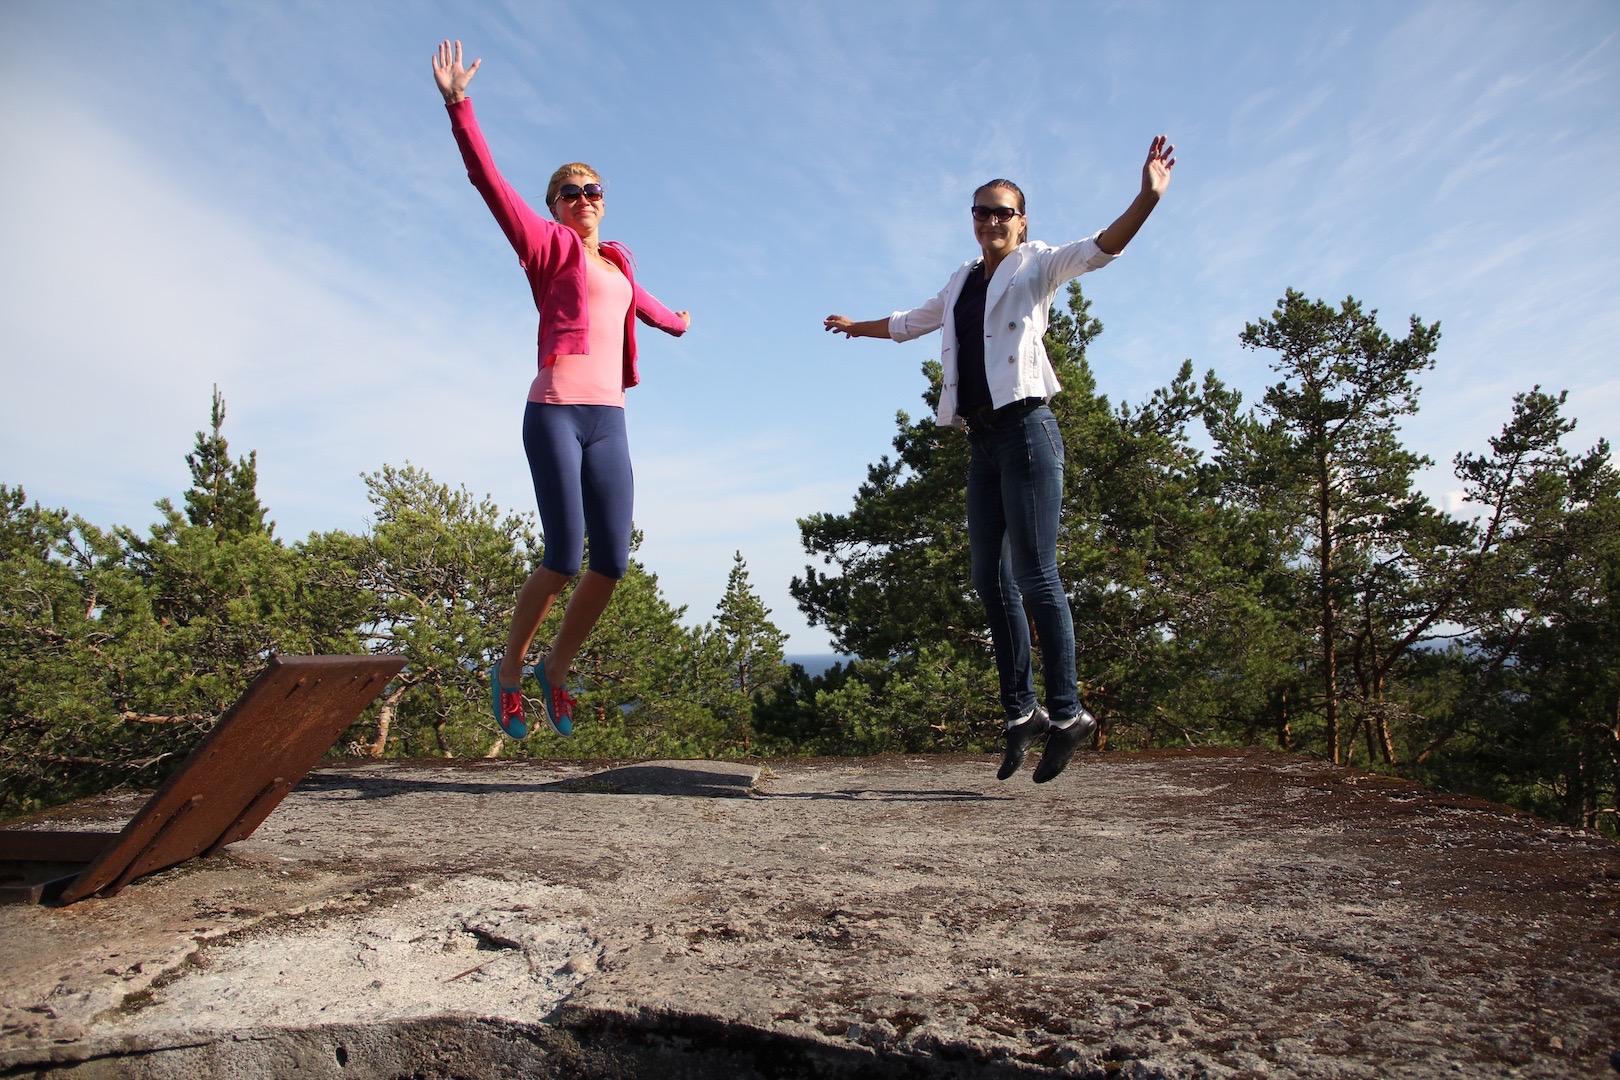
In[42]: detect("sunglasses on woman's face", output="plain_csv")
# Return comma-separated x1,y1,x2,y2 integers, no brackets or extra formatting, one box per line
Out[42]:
554,182,605,204
970,204,1021,224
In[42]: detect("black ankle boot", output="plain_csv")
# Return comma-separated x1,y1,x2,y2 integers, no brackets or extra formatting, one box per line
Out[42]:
1032,708,1097,784
996,706,1049,781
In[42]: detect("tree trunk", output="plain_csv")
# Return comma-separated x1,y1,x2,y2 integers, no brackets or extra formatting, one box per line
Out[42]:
1320,485,1340,765
1568,745,1589,830
364,686,406,758
1370,667,1396,765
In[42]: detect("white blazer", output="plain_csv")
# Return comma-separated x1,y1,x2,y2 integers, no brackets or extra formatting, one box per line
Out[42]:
887,233,1116,427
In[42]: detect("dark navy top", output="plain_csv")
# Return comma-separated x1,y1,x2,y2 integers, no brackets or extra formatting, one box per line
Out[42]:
953,262,992,414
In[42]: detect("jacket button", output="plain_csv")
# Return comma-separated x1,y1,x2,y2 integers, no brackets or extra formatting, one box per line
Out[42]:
1008,322,1016,330
1007,356,1016,364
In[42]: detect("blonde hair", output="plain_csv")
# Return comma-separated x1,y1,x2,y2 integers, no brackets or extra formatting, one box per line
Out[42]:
546,163,603,212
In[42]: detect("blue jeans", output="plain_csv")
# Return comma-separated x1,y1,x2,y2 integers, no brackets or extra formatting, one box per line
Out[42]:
965,403,1079,724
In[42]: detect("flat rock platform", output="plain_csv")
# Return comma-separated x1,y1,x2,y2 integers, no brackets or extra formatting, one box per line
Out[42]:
1,750,1616,1078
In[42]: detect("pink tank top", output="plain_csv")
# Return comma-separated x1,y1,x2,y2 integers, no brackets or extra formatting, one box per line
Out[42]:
530,256,633,406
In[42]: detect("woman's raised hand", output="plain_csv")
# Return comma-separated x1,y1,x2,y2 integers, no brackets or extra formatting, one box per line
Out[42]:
433,39,480,104
1097,135,1177,254
1142,134,1175,198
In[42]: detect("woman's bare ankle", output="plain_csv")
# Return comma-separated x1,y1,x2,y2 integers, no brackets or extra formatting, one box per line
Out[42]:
497,656,525,687
542,655,568,687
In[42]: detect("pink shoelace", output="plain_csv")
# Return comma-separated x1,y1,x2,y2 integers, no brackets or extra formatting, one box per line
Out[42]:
551,683,579,723
499,687,525,726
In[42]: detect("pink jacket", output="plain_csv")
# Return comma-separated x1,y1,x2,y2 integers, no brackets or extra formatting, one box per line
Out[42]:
447,98,687,390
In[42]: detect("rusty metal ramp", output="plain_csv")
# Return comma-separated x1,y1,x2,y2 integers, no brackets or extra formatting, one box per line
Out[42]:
0,654,405,905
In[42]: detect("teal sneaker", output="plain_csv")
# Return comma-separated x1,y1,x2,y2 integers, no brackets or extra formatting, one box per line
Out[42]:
490,667,528,740
532,663,576,736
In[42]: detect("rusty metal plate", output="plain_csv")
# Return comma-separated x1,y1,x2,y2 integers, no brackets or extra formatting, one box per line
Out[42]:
0,654,403,905
0,832,116,904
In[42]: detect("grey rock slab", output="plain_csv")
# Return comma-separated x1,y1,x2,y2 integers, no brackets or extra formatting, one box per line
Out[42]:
1,751,1616,1078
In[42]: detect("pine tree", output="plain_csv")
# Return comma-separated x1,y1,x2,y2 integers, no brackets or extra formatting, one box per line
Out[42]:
1418,390,1620,832
306,464,538,758
0,489,145,814
1048,286,1285,748
716,552,788,701
182,386,271,538
1,394,351,815
1235,290,1444,763
694,552,788,750
116,391,350,731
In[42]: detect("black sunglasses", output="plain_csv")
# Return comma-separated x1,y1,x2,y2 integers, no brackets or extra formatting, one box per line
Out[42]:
553,182,605,204
970,204,1022,224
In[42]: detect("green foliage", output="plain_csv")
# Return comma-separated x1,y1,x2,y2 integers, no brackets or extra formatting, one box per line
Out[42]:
563,548,735,759
1048,288,1286,748
1408,391,1620,830
754,644,997,756
0,388,354,816
792,367,979,663
302,467,776,763
114,387,353,728
0,489,132,814
0,397,794,819
5,299,1616,839
181,386,272,537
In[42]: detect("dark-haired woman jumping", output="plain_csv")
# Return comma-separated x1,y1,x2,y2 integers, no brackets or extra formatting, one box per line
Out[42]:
824,138,1174,782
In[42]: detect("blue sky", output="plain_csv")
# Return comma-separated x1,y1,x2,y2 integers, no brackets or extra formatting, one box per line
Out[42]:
2,0,1616,653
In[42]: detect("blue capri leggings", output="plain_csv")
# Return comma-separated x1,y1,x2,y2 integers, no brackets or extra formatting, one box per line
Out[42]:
522,402,634,580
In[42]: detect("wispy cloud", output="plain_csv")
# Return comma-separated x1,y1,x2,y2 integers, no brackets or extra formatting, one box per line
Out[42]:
0,96,519,535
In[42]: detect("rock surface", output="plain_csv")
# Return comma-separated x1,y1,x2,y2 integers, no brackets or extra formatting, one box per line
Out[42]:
0,749,1616,1078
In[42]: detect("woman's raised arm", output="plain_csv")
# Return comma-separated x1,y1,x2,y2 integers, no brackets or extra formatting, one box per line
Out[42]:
1095,135,1175,256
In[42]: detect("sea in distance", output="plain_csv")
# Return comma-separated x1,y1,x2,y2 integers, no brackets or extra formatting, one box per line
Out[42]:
784,655,855,679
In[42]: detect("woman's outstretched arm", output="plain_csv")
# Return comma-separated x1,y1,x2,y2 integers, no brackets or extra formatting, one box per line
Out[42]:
633,280,691,336
1096,134,1175,255
823,315,893,340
